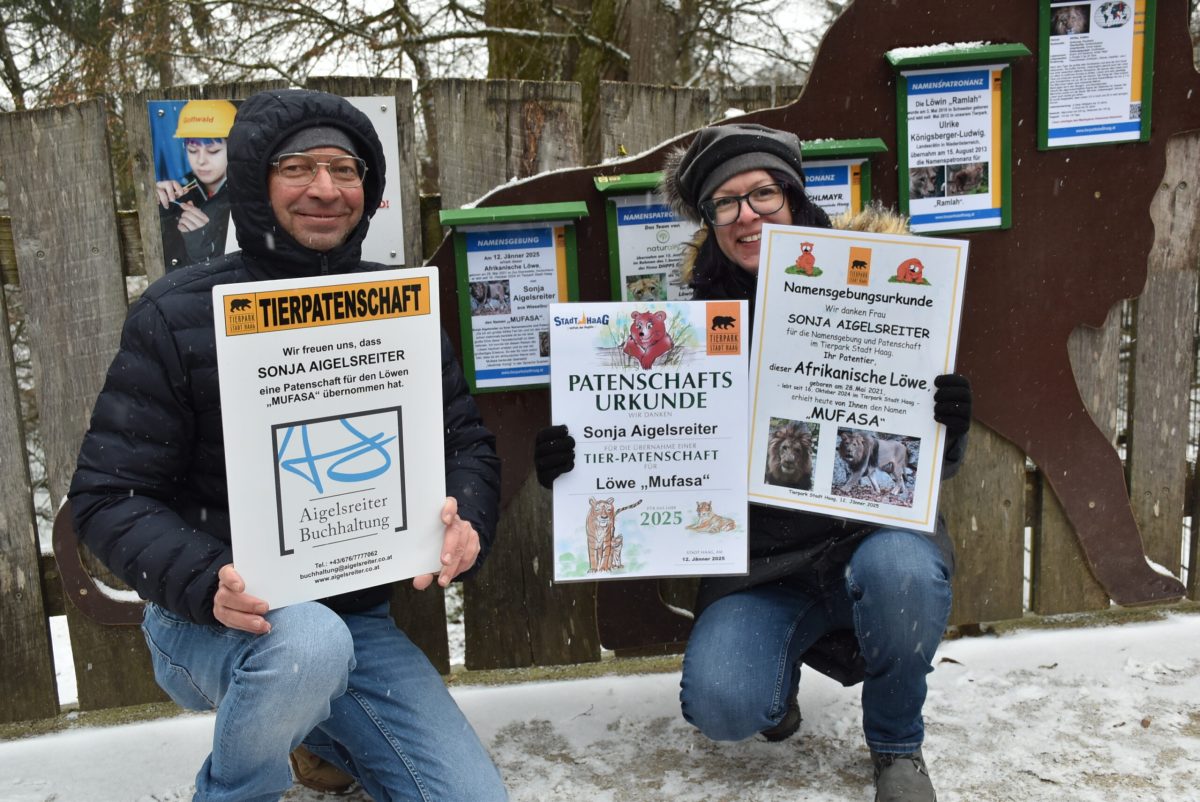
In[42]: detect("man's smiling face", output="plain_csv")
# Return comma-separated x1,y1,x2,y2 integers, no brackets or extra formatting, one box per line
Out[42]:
268,147,364,252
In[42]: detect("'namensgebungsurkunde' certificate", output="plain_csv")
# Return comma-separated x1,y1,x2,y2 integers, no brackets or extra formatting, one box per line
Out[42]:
747,225,968,533
549,301,749,581
213,267,446,608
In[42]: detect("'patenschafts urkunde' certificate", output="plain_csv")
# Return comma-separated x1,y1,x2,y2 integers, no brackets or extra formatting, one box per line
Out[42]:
213,267,446,609
549,300,749,581
748,224,969,532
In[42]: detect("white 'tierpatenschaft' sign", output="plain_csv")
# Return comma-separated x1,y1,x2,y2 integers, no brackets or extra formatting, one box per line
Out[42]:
214,267,445,608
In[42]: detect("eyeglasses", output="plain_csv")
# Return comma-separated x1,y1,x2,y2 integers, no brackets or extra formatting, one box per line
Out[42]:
271,153,367,188
699,184,786,226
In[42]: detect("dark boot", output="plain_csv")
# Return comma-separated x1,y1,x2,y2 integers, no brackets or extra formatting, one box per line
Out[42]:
759,686,802,742
872,749,936,801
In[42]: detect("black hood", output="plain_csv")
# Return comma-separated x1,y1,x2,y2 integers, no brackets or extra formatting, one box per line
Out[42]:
226,89,387,276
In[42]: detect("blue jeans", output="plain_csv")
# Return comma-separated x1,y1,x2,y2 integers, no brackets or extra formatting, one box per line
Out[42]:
679,528,951,754
142,601,507,802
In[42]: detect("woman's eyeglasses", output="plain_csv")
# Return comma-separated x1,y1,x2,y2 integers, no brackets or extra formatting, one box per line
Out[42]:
699,184,786,226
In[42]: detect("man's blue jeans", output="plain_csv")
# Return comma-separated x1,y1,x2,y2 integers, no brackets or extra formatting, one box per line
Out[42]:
142,600,507,802
679,528,952,754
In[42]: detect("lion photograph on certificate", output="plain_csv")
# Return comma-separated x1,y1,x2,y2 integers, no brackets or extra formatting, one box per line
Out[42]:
831,427,920,507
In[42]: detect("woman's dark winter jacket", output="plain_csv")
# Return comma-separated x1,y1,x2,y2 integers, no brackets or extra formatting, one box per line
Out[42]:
685,216,966,686
160,174,231,270
69,90,500,626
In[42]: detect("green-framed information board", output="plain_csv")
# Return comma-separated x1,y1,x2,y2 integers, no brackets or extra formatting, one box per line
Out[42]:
800,138,888,219
888,43,1030,234
1037,0,1155,149
595,173,700,303
440,202,587,392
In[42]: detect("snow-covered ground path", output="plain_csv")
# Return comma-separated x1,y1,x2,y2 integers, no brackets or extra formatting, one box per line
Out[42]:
2,611,1198,801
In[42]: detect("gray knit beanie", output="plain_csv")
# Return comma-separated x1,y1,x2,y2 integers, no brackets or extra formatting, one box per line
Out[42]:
661,124,806,224
271,126,359,161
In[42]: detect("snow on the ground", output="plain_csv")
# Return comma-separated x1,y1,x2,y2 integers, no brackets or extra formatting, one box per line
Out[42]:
2,613,1199,802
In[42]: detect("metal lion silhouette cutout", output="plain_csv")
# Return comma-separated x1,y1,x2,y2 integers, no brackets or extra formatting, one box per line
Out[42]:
428,0,1200,606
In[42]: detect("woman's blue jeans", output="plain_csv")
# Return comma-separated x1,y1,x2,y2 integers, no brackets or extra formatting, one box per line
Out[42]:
680,528,952,754
142,600,507,802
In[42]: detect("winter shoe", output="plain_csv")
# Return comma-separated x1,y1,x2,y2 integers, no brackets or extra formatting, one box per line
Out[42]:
871,749,936,801
289,745,356,795
760,687,802,742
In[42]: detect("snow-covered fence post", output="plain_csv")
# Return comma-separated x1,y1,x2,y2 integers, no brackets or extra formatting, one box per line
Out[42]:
429,78,602,669
0,99,166,713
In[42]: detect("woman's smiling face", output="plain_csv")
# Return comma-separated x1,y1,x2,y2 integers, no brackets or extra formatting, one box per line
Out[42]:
709,169,793,274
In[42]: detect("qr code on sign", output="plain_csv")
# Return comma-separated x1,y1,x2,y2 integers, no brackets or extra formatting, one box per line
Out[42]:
1129,102,1141,120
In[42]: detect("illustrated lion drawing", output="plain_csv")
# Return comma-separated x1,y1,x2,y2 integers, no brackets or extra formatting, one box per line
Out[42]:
622,310,673,370
686,500,737,532
765,422,814,490
837,431,909,496
585,497,643,572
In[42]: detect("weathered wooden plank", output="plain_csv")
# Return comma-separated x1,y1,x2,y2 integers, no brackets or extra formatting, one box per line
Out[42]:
431,79,597,669
3,211,144,285
432,79,583,209
941,424,1026,625
39,553,65,617
1030,305,1121,614
597,82,711,163
591,81,710,651
1128,131,1200,575
1190,461,1200,601
466,474,600,669
389,585,450,675
0,99,163,711
122,81,287,284
0,281,58,723
716,85,804,120
306,77,424,268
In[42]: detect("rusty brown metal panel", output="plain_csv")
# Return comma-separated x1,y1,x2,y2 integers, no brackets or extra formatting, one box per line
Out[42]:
1030,303,1122,614
425,0,1200,609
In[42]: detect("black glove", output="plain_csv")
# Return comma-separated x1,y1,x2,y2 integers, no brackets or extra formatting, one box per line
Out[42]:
933,374,972,436
534,424,576,488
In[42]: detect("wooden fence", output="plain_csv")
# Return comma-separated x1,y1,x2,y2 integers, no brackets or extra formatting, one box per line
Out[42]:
0,78,1196,726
